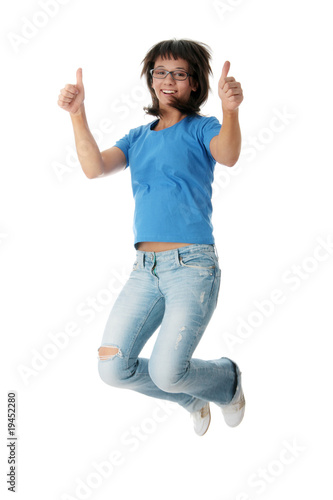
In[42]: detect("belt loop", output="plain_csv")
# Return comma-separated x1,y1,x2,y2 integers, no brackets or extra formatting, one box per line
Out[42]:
137,251,144,268
176,246,182,265
213,243,219,261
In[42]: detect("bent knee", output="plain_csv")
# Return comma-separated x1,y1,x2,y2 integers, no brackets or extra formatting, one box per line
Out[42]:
149,362,183,393
97,345,128,387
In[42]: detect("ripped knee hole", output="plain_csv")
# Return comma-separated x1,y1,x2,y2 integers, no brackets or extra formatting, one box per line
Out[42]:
98,346,119,360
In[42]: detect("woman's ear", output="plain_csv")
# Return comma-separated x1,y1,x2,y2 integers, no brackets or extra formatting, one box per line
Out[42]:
189,75,198,92
191,80,199,92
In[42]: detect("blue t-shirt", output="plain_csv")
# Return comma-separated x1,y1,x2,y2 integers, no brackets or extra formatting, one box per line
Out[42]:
114,113,221,249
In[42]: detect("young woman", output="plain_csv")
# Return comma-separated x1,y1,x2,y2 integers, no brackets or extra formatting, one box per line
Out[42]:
58,39,245,436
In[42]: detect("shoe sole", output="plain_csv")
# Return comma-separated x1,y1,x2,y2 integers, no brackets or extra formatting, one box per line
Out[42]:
200,409,211,436
193,406,211,437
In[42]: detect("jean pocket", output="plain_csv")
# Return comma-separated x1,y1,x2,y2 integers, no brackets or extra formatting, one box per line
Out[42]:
179,252,216,270
132,260,139,271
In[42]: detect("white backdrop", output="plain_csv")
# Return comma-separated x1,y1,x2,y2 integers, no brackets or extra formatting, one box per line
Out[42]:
1,0,332,499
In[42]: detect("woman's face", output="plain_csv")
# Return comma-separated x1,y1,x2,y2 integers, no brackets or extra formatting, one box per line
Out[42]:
151,55,198,109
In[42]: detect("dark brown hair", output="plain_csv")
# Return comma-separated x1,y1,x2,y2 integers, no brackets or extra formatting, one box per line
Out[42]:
141,39,213,118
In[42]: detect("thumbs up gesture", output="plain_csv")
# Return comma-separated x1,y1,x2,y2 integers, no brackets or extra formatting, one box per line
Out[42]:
58,68,85,115
218,61,243,112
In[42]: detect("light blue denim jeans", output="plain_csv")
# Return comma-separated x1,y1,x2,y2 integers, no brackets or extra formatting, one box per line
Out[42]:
98,244,237,413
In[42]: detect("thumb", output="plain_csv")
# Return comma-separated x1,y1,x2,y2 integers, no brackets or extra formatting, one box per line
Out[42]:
76,67,83,86
221,61,230,80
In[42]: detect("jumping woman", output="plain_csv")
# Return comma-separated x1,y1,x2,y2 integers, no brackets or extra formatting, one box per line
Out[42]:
58,38,245,436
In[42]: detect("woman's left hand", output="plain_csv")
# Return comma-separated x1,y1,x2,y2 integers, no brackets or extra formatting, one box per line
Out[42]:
218,61,243,112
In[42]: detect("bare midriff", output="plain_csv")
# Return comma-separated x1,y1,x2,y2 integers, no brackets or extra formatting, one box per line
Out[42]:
136,242,193,252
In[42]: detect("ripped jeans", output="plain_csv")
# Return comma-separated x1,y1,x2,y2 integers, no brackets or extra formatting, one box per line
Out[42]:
97,244,237,413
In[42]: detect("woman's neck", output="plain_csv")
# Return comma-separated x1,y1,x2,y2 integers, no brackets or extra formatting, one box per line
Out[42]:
156,109,187,130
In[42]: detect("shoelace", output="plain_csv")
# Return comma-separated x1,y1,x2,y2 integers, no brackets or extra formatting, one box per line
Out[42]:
200,405,210,418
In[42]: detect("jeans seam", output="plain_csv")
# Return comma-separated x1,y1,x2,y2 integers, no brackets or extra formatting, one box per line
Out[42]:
125,294,164,371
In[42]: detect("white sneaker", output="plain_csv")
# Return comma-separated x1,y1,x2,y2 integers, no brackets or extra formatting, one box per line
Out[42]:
220,364,245,428
190,402,211,436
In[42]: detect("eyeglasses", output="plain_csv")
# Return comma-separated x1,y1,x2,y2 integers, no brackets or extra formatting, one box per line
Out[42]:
150,68,193,81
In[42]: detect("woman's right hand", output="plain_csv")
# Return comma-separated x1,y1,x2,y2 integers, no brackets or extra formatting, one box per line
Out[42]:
58,68,85,116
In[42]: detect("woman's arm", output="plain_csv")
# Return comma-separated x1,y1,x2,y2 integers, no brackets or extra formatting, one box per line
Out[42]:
70,105,104,179
210,109,241,167
210,61,243,167
58,68,126,179
70,106,126,179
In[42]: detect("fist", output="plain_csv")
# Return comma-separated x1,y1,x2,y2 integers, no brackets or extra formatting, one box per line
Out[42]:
58,68,85,115
218,61,243,112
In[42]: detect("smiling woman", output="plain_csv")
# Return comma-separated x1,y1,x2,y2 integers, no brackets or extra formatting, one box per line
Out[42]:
141,39,212,118
148,55,198,121
58,37,245,438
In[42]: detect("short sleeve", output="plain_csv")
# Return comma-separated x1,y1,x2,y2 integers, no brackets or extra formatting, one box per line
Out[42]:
200,116,222,162
114,132,131,169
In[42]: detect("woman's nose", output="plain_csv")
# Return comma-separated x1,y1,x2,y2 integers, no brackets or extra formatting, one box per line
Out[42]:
164,72,175,83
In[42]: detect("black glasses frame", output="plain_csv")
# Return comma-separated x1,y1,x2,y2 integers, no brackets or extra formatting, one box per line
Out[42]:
149,68,193,81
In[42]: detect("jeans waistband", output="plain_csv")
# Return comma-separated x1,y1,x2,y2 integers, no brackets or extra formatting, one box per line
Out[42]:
135,243,219,267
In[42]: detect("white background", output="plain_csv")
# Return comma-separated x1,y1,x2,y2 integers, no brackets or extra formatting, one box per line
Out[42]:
1,0,332,499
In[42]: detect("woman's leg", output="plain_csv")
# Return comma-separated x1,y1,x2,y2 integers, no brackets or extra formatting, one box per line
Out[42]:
97,250,208,412
148,245,237,407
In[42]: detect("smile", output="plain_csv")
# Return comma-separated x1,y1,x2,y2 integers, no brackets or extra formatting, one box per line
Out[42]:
161,90,177,94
